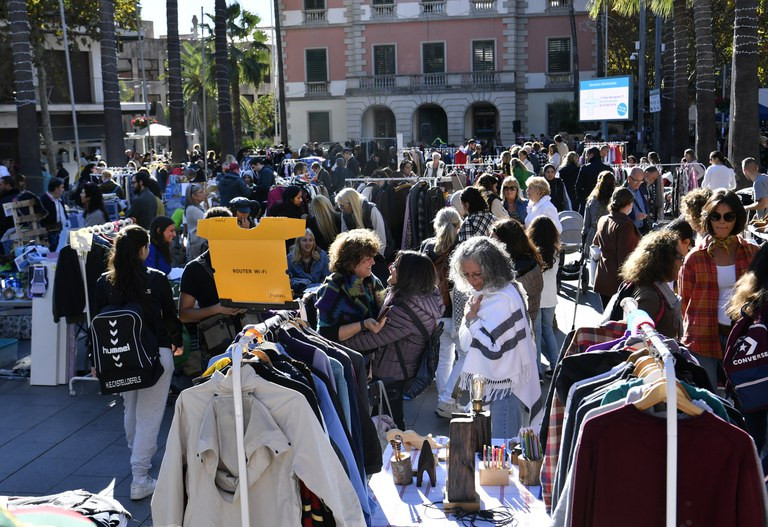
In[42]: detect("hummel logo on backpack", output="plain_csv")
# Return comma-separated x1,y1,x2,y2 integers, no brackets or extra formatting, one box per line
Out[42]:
90,303,164,394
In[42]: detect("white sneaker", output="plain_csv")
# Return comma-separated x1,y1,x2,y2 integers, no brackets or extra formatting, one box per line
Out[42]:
435,401,465,419
130,476,157,500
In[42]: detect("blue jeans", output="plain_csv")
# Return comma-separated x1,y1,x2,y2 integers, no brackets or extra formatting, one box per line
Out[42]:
490,393,525,440
534,307,559,373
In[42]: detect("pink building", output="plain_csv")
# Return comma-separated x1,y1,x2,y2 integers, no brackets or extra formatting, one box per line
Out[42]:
280,0,596,147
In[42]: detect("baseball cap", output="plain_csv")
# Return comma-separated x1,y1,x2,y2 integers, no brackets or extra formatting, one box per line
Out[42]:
229,197,258,213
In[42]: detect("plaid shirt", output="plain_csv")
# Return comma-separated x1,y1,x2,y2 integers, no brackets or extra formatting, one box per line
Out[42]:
540,321,627,511
534,151,549,171
678,237,758,359
458,211,495,243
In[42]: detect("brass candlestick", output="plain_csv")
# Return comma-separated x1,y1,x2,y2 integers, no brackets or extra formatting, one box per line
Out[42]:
470,375,491,455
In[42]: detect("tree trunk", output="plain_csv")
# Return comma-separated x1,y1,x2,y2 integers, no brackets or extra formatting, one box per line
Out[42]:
36,60,57,181
100,0,125,167
231,73,243,152
728,0,759,187
671,0,691,159
273,0,288,146
9,0,42,193
694,0,717,164
569,2,579,106
214,0,235,157
659,15,674,163
167,0,188,163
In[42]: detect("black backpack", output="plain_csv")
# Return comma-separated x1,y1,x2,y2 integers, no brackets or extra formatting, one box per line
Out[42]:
90,300,163,394
393,303,444,400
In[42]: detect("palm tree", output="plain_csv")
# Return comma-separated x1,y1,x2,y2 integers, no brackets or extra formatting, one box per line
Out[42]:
693,0,716,162
167,0,188,163
214,0,235,157
8,0,42,192
100,0,125,167
728,0,759,185
670,0,690,157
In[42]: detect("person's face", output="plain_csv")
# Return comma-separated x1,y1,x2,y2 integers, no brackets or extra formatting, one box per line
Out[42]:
162,224,176,243
51,185,64,199
709,203,737,239
299,235,315,255
677,237,692,258
502,184,519,203
743,162,758,179
339,201,352,214
292,193,303,207
519,151,527,160
601,147,609,158
528,186,541,203
235,210,250,227
387,259,399,286
544,167,556,180
131,177,140,192
343,152,351,159
672,245,686,276
352,255,375,279
192,188,204,204
645,170,659,184
403,162,413,174
627,171,644,190
460,259,484,291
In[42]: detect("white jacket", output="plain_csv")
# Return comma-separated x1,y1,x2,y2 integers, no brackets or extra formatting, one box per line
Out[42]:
525,195,563,233
152,367,365,527
423,160,446,179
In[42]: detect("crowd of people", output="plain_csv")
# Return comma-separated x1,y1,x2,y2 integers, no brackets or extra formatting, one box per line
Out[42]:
2,133,768,501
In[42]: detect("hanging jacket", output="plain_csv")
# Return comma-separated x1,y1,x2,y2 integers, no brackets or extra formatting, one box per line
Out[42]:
52,242,110,323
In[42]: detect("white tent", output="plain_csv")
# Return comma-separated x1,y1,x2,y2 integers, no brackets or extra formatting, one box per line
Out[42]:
132,123,173,137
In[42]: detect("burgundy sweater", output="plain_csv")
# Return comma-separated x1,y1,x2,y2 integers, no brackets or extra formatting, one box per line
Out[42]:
570,404,766,527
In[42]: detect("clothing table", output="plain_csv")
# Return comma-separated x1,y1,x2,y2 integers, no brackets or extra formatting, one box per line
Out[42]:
369,439,550,526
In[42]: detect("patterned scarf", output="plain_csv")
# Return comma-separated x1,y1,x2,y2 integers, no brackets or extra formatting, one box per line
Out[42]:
707,235,735,256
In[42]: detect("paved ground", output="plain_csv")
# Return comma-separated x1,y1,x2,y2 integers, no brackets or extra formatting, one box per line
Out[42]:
0,271,603,526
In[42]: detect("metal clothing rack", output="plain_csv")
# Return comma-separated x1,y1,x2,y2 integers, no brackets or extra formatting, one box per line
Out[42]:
68,218,135,395
621,297,677,527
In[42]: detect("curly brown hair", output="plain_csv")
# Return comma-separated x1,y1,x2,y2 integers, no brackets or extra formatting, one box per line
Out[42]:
619,230,681,285
328,229,381,274
680,188,713,233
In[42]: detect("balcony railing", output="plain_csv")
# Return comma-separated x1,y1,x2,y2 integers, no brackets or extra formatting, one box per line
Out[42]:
420,1,445,15
371,2,396,17
303,9,327,23
546,72,574,87
346,71,514,95
547,0,570,9
470,0,496,13
306,81,330,95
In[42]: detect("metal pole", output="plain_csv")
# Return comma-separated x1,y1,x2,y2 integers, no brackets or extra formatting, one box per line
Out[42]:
637,0,647,154
604,4,608,76
201,7,207,172
57,0,81,169
269,0,279,142
135,3,151,158
654,15,662,153
721,63,727,141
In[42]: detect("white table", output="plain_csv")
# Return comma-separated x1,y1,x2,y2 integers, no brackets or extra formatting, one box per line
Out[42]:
369,440,550,526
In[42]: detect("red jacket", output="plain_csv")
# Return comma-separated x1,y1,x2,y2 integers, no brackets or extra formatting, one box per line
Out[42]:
679,236,758,359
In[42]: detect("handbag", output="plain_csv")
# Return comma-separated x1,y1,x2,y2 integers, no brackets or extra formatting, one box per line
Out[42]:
197,314,242,367
368,379,396,449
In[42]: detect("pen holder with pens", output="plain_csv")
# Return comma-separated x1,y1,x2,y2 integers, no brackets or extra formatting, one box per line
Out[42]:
391,452,413,485
478,445,510,486
517,456,543,486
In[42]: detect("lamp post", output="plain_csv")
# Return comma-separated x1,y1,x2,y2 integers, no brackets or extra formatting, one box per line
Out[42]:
134,2,152,157
57,0,81,169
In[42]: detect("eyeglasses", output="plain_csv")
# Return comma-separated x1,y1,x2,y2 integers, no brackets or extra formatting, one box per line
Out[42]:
630,177,644,183
710,211,737,222
503,187,518,192
461,271,483,280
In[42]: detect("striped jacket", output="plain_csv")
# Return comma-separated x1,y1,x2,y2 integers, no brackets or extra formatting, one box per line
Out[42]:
678,237,758,359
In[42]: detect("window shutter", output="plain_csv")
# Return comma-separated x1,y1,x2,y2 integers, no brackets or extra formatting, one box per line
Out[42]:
374,45,395,76
422,43,445,74
547,38,571,73
308,112,330,142
305,49,327,82
472,41,494,72
304,0,325,10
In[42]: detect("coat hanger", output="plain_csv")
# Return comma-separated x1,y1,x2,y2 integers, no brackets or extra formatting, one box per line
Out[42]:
633,377,704,416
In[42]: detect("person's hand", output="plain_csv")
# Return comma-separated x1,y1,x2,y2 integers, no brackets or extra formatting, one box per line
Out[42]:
91,366,98,378
216,303,246,316
636,212,647,221
172,344,184,357
465,294,483,322
237,216,250,229
364,317,386,333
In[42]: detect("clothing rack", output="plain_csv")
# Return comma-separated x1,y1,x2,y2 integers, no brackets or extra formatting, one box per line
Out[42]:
345,175,452,185
68,218,135,396
621,297,677,527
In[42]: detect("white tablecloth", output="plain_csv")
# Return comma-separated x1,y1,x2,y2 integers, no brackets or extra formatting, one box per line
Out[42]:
369,440,550,526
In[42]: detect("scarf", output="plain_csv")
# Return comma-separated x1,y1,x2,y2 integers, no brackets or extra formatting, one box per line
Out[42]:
458,284,541,409
707,235,735,256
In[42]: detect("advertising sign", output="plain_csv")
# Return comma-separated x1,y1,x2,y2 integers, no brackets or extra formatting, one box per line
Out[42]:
579,76,632,121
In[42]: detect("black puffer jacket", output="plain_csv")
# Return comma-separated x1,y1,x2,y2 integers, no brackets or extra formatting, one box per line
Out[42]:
344,289,444,381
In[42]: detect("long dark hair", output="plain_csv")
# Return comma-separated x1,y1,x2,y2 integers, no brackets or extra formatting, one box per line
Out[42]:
106,226,150,304
149,216,174,264
82,182,109,222
391,250,437,299
460,187,488,214
491,219,544,268
526,216,560,271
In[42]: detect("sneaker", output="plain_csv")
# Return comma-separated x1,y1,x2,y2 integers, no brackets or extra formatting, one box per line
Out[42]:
130,476,157,500
435,401,464,419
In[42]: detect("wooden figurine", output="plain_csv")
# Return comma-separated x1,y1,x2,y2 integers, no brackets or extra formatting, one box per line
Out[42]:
416,439,437,487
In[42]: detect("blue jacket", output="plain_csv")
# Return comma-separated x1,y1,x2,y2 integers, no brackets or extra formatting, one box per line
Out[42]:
287,249,330,289
147,243,172,275
217,173,250,207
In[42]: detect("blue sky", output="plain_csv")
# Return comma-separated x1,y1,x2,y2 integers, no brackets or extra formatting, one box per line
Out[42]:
140,1,274,37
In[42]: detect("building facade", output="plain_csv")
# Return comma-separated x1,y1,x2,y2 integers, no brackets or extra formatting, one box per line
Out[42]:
280,0,596,147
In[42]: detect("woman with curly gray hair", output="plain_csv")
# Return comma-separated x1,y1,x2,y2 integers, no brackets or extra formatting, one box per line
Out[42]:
446,236,540,438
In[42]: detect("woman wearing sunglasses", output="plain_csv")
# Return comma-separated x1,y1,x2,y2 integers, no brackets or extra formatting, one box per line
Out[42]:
679,189,758,389
500,176,528,223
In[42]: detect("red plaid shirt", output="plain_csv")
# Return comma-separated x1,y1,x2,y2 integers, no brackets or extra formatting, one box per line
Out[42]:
678,237,758,359
540,321,627,511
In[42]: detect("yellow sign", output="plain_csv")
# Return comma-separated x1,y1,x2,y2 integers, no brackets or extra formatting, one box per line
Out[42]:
197,217,306,306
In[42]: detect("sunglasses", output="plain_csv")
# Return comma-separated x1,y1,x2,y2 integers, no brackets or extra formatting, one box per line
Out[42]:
503,187,518,192
710,212,737,222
